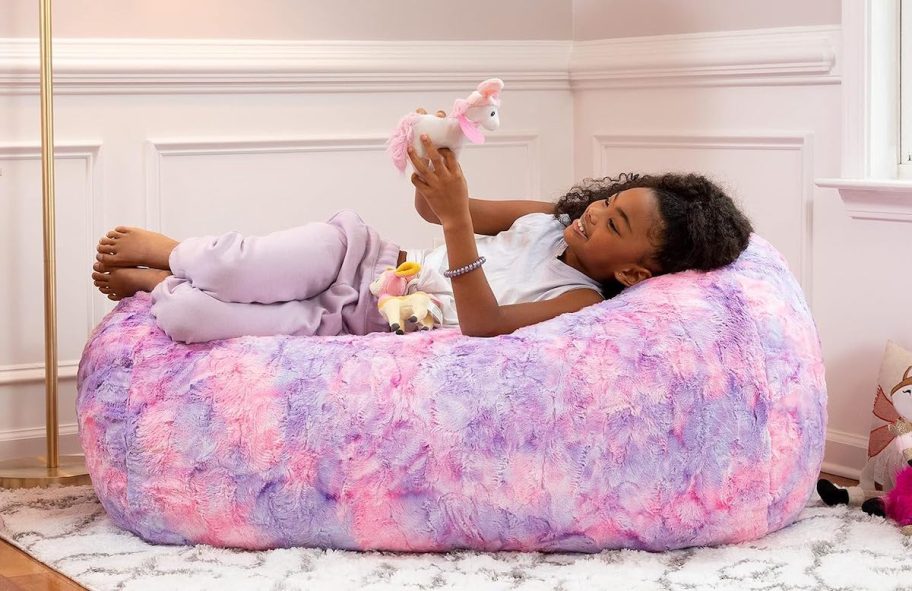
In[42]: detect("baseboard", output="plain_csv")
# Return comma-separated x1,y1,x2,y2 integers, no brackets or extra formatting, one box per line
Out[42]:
822,428,868,480
0,424,82,462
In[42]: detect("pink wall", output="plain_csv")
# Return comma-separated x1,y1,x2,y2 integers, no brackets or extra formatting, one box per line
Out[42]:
1,0,572,40
573,0,840,40
3,0,842,41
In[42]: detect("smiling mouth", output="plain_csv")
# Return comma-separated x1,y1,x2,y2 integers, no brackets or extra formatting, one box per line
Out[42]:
575,218,587,239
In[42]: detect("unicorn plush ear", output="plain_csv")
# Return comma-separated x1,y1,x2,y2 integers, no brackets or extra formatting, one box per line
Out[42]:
477,78,504,104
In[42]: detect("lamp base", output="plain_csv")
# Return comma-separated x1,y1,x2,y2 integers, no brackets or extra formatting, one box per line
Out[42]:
0,455,92,489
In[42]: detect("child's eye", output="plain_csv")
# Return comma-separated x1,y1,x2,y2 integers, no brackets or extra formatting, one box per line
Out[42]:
609,219,618,234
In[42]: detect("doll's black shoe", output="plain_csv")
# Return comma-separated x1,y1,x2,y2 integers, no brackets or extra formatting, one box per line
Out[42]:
817,479,850,506
862,497,886,517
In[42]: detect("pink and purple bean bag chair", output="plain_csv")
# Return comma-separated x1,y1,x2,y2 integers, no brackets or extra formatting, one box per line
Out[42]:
75,234,827,552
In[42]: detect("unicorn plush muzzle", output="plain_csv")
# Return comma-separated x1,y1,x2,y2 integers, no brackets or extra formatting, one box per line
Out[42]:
386,78,504,173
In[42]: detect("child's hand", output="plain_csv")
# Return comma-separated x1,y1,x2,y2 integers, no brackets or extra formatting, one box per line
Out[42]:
408,136,468,225
416,108,447,118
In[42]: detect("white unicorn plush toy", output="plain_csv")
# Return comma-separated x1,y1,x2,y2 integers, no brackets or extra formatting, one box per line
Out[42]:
387,78,504,173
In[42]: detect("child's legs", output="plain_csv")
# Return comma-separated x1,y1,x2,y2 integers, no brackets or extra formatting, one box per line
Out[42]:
169,223,347,304
150,276,332,343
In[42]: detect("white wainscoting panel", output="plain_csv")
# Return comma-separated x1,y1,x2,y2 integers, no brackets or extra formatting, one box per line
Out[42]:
145,134,541,250
592,132,815,303
0,143,101,457
0,142,102,366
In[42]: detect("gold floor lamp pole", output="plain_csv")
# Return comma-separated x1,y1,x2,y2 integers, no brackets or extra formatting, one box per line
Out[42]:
0,0,91,489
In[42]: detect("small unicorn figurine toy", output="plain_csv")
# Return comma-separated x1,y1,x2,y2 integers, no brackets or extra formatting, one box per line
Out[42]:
387,78,504,173
369,262,443,334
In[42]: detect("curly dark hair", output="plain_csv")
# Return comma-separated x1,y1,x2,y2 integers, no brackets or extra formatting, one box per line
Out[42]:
553,172,753,297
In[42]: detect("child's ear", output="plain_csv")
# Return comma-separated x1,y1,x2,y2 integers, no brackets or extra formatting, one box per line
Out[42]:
614,265,653,288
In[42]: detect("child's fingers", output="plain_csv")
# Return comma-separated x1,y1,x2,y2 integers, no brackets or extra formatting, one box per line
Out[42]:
440,148,460,174
420,135,449,176
407,145,436,182
413,108,444,117
411,172,431,193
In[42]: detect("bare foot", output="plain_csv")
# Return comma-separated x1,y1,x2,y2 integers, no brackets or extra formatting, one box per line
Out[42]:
96,226,179,270
92,262,171,300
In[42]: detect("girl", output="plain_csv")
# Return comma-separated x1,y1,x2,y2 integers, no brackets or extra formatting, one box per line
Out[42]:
92,123,753,342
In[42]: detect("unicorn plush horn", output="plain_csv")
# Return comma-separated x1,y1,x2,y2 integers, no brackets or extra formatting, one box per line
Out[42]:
386,78,504,173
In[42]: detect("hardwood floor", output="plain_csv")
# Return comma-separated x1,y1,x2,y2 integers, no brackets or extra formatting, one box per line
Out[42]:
0,471,860,590
821,472,859,488
0,540,85,591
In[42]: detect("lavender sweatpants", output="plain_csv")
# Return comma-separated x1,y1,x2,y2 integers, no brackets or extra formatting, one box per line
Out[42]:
149,209,400,343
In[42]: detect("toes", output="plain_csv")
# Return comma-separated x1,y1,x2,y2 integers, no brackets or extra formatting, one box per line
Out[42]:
114,226,130,233
96,244,116,256
100,238,116,246
107,293,121,301
106,231,120,239
91,271,108,282
96,253,112,265
93,261,107,272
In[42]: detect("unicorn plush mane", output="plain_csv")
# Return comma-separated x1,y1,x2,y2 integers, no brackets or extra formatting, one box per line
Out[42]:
386,78,504,173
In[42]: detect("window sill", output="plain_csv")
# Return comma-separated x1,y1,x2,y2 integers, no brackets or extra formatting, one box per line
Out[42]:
815,178,912,222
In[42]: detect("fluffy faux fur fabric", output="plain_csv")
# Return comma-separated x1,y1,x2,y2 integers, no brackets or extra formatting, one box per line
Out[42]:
75,234,826,553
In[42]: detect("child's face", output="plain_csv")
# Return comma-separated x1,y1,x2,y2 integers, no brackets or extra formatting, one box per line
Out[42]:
563,187,661,287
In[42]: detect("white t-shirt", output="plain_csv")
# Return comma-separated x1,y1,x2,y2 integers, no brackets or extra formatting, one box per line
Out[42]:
404,212,602,326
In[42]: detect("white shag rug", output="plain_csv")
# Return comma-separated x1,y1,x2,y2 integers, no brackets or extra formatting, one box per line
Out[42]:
1,485,911,591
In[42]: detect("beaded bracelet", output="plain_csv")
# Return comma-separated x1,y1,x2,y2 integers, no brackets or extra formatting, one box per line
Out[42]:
443,256,486,279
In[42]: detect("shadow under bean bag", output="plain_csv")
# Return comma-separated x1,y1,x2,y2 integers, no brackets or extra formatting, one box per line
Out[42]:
76,234,826,552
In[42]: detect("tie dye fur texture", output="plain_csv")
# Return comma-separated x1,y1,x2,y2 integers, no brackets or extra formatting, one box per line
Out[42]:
75,234,826,553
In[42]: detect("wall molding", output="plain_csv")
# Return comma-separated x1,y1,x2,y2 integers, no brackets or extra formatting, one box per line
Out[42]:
570,25,840,89
0,25,841,95
143,133,542,231
0,38,572,94
591,132,815,303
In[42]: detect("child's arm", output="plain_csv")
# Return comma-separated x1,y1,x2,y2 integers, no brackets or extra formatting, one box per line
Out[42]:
409,136,602,337
440,216,603,336
415,189,555,236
